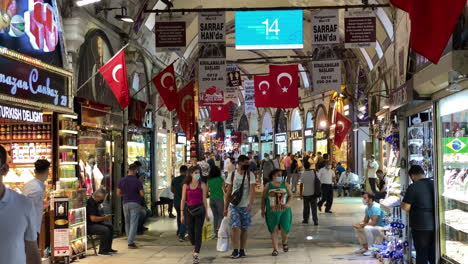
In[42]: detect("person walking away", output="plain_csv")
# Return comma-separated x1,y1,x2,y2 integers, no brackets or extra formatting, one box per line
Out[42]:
317,161,335,213
172,165,188,241
0,145,41,264
300,161,319,225
224,155,257,259
262,153,275,186
197,156,210,183
180,167,209,264
283,153,293,184
261,169,293,256
223,155,231,179
23,159,50,238
86,189,117,255
401,165,435,264
353,192,386,256
338,167,359,197
207,162,224,239
159,186,176,218
117,163,144,249
290,156,299,193
272,154,281,170
366,155,379,194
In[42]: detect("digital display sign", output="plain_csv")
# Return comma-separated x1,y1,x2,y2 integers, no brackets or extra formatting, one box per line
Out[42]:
235,10,303,50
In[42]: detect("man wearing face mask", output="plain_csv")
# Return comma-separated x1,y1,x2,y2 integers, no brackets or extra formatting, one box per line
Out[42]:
353,192,385,256
86,189,116,255
317,161,335,213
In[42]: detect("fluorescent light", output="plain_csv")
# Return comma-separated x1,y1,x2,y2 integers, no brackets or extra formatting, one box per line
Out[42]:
330,124,336,128
359,106,366,112
319,120,327,128
344,110,350,116
344,105,349,111
306,236,313,240
116,15,135,23
76,0,101,6
383,105,390,110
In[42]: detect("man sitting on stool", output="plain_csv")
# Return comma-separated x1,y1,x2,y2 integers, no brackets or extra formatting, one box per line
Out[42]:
159,186,176,218
337,167,359,197
353,192,386,256
86,189,117,255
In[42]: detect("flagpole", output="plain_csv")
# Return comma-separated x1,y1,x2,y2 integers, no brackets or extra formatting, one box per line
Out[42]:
75,43,130,93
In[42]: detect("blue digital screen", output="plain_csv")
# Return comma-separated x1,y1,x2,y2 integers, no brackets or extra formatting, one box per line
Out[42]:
235,10,303,50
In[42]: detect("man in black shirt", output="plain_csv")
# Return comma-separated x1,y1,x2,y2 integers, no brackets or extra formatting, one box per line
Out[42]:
316,153,329,171
374,170,387,201
87,189,116,255
401,165,435,264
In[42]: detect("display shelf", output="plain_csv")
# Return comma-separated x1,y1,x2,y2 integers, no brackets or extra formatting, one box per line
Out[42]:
444,240,468,264
60,162,78,165
59,146,78,150
69,236,86,243
445,209,468,234
59,130,78,135
443,192,468,205
69,222,86,228
4,139,53,143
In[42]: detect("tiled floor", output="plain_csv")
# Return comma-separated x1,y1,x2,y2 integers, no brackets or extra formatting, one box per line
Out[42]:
75,197,379,264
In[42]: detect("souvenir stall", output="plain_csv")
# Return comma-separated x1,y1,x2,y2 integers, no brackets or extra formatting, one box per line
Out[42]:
175,133,190,175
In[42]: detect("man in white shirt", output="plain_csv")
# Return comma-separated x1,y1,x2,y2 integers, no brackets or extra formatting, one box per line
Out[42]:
0,145,41,264
300,161,319,225
338,167,359,197
159,186,175,218
23,159,51,235
317,160,335,213
367,155,379,194
223,155,231,179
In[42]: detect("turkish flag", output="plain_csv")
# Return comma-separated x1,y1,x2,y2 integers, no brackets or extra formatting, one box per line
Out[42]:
153,63,177,111
176,80,195,140
269,64,299,108
254,75,272,107
210,102,232,122
98,49,130,109
391,0,466,64
334,112,352,148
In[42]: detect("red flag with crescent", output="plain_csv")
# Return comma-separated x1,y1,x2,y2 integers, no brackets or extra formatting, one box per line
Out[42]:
269,64,299,108
98,49,130,108
153,63,178,111
334,111,352,148
176,81,195,140
210,102,232,122
254,75,272,107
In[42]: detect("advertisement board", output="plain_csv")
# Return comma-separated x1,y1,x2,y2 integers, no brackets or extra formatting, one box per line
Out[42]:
311,60,341,94
311,9,339,45
345,9,376,48
244,80,255,113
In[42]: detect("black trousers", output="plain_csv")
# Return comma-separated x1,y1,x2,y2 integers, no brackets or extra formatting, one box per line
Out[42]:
368,178,378,193
412,230,435,264
303,195,318,224
88,223,114,253
318,184,333,212
185,206,205,253
160,197,174,215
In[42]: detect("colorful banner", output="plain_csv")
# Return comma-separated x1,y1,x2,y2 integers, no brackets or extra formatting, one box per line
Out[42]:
345,9,376,48
311,60,341,94
244,80,255,113
311,9,340,45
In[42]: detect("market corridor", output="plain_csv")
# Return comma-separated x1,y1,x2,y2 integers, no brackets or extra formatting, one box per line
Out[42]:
77,197,378,264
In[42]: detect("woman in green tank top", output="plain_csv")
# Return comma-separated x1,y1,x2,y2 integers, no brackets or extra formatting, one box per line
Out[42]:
261,169,293,256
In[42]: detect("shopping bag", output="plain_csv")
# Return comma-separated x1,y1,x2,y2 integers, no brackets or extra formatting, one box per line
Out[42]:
216,217,230,252
202,221,213,241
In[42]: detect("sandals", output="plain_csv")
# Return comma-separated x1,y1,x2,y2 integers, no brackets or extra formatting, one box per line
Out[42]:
283,244,289,252
272,250,279,256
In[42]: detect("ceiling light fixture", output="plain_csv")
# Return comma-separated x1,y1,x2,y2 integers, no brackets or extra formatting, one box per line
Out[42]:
359,105,366,112
97,7,134,23
76,0,101,6
383,105,390,110
344,110,350,116
319,120,327,128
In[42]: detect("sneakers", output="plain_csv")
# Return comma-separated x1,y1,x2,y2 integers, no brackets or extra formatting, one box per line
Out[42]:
302,220,309,224
354,248,367,254
239,249,246,258
98,252,112,256
109,249,118,253
193,254,200,264
128,243,138,249
363,250,373,256
314,222,319,226
325,211,333,214
231,249,240,259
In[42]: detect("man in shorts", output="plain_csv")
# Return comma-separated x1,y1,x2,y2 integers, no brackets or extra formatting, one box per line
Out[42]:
224,155,256,259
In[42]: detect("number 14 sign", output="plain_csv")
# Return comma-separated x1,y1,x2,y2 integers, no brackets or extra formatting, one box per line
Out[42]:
235,10,303,50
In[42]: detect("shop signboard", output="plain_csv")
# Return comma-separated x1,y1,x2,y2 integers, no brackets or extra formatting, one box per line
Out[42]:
311,60,341,94
390,79,414,111
244,80,256,113
198,12,226,106
311,9,339,45
289,130,303,140
304,129,313,137
315,130,328,140
345,9,376,48
0,0,64,67
261,133,273,142
177,134,187,144
231,132,242,144
225,65,239,104
444,137,468,154
275,133,287,144
53,197,70,257
227,71,242,87
155,15,187,50
0,102,43,123
247,136,259,143
0,49,71,109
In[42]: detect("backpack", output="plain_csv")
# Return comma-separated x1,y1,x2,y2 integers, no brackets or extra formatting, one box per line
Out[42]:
312,169,322,197
229,171,251,206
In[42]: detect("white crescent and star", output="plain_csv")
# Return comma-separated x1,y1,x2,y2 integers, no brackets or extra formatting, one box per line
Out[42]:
112,64,123,83
277,73,293,93
181,95,193,113
217,106,222,111
161,72,175,91
259,80,270,95
337,121,345,133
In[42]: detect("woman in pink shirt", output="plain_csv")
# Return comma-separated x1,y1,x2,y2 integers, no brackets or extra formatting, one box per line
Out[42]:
181,167,209,264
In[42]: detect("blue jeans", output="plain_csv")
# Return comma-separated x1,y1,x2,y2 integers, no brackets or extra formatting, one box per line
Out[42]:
138,208,151,232
123,202,141,245
174,201,186,239
338,183,355,197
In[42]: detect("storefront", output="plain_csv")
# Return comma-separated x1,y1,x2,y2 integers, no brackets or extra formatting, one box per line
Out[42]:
238,114,249,154
175,133,190,175
261,133,273,156
304,112,314,153
249,113,259,154
275,133,288,155
315,105,329,154
275,109,288,155
290,109,303,154
247,136,259,153
261,112,274,156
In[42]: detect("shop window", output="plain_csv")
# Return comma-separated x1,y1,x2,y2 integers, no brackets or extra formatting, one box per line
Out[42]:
291,109,302,131
306,112,313,129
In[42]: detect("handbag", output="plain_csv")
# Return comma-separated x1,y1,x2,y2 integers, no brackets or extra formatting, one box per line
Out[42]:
230,171,248,206
187,204,204,217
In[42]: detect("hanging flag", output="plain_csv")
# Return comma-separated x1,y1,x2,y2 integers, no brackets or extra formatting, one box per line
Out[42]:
152,63,178,111
210,102,232,122
176,81,195,140
254,75,272,107
334,112,352,148
98,49,130,109
269,64,299,108
390,0,466,64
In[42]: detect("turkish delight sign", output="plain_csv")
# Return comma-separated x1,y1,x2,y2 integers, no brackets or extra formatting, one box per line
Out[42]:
311,10,340,45
311,60,341,94
345,9,376,48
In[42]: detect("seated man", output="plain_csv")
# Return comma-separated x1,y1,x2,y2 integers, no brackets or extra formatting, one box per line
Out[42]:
337,167,359,197
86,189,117,255
353,192,386,256
159,186,175,218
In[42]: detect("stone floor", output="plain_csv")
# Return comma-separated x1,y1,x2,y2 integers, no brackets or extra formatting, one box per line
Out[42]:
76,197,379,264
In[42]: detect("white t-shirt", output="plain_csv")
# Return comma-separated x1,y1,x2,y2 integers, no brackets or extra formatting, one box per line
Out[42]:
318,168,335,184
160,186,174,199
223,158,231,172
0,188,38,264
339,172,360,185
23,178,46,233
367,161,379,179
225,170,256,207
301,170,317,196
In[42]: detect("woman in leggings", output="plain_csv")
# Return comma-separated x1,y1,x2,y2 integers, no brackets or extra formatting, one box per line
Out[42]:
181,166,209,264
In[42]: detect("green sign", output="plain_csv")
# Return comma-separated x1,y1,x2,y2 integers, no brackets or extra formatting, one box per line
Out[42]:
443,137,468,154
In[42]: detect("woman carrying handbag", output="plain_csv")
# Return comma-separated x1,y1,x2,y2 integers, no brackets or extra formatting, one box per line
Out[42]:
181,167,210,264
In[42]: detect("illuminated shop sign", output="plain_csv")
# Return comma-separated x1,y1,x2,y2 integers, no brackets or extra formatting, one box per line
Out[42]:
261,133,273,142
0,50,70,107
177,134,187,144
315,131,328,140
289,130,303,140
0,102,43,122
275,133,287,144
0,0,63,67
247,136,258,143
304,129,313,137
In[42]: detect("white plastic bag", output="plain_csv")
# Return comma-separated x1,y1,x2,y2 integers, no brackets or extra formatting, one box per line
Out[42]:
216,217,230,252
